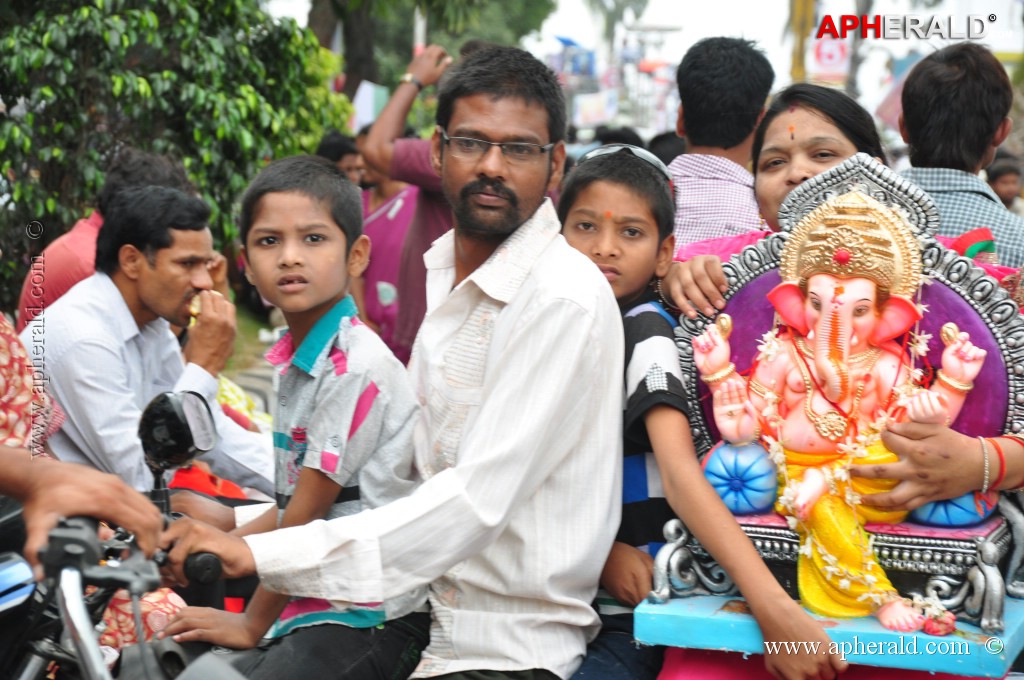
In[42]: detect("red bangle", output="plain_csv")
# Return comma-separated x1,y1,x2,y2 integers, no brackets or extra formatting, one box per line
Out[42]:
989,437,1006,492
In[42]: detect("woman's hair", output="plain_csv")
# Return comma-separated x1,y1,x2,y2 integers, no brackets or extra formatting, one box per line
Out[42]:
752,83,887,170
556,148,674,241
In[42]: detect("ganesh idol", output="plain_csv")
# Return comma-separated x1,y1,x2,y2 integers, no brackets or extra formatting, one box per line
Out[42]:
692,191,987,633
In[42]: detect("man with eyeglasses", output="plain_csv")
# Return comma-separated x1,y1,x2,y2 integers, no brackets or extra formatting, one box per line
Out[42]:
163,45,623,680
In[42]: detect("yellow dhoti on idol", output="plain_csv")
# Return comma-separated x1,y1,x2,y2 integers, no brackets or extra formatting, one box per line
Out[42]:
777,442,906,618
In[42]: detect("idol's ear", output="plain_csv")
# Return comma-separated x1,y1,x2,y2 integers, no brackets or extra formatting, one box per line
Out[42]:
871,294,921,344
767,281,808,336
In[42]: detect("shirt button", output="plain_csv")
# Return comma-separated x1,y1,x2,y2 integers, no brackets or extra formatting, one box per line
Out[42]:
280,395,287,406
330,434,342,447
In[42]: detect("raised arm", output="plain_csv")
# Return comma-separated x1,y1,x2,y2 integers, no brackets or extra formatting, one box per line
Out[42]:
363,45,452,175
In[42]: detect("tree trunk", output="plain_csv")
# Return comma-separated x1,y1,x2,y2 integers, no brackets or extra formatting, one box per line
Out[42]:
338,0,379,100
307,0,338,48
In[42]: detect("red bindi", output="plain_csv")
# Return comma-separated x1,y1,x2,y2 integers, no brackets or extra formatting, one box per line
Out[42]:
604,210,613,219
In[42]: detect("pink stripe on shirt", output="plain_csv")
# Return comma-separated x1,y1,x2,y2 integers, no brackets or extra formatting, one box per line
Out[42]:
348,383,380,440
329,347,348,376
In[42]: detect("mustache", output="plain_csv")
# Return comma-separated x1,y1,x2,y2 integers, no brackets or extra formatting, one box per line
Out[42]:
460,178,518,206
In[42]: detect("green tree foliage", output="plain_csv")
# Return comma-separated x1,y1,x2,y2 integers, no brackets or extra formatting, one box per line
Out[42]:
0,0,351,312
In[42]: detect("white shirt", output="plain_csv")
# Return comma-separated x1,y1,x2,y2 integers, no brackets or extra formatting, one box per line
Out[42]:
21,273,274,494
245,199,624,678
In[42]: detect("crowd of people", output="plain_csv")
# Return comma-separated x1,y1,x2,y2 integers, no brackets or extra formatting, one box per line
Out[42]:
4,34,1024,680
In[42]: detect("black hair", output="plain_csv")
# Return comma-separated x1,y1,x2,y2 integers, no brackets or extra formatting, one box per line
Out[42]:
902,43,1013,171
238,155,362,251
315,130,359,163
987,158,1022,183
459,39,499,58
95,185,210,274
437,45,567,145
595,126,645,148
676,37,774,148
752,83,887,170
647,131,687,166
557,148,674,241
96,148,194,217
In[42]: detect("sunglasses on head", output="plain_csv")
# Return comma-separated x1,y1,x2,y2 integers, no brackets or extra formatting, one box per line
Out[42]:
577,143,675,198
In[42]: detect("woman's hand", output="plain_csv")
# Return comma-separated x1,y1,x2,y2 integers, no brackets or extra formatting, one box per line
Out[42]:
664,256,728,318
851,421,980,510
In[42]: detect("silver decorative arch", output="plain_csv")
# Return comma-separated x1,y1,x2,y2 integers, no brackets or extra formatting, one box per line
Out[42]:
675,153,1024,456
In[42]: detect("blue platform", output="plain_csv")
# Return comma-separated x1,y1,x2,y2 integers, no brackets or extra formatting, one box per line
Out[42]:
635,595,1024,678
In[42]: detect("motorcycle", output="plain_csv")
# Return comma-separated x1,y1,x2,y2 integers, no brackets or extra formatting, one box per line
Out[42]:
0,391,245,679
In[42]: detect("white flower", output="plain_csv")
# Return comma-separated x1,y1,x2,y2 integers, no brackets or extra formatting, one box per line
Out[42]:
838,578,851,591
756,329,783,362
909,331,933,358
917,303,931,315
786,516,800,531
799,538,813,557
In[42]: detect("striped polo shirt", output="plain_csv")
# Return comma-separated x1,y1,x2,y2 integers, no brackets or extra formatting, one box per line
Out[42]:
263,295,426,636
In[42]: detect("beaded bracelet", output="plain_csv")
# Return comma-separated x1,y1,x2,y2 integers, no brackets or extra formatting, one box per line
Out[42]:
979,436,992,494
989,437,1007,492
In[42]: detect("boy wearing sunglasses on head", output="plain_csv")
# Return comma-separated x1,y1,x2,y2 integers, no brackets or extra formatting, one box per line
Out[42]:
558,146,845,680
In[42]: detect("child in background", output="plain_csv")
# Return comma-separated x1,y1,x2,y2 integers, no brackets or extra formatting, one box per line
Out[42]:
161,155,429,679
557,145,845,680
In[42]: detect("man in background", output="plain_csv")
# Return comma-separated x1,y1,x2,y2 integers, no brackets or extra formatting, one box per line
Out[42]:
668,37,774,246
900,42,1024,267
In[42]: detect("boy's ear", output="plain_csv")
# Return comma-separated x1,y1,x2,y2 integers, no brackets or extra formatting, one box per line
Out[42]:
347,234,371,278
675,105,685,139
655,234,675,278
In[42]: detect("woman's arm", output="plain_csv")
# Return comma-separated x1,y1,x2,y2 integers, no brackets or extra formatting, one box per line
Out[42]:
645,405,847,680
855,423,1024,509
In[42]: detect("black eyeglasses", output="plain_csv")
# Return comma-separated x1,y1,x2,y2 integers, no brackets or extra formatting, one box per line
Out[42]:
440,129,554,164
577,144,673,184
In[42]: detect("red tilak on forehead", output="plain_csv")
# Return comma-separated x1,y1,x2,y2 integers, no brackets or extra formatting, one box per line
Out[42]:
604,210,613,219
789,125,795,140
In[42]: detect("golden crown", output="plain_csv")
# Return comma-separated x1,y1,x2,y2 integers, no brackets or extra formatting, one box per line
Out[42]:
779,191,922,297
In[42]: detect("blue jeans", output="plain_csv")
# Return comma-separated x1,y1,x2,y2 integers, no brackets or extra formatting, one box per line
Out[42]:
571,613,664,680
